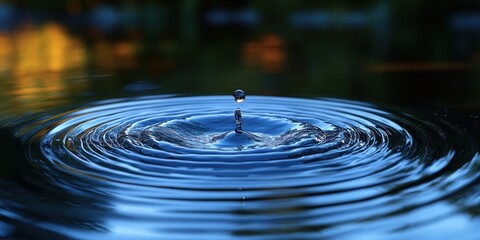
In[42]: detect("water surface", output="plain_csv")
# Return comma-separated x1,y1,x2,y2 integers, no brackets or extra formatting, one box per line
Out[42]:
0,95,479,239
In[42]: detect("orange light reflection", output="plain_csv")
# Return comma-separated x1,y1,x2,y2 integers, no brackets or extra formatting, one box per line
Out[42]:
93,40,137,70
242,34,285,73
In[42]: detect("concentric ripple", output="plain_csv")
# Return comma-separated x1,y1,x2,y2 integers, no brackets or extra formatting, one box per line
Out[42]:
1,95,479,239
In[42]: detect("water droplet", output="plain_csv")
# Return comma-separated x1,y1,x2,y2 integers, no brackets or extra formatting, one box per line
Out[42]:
233,89,245,103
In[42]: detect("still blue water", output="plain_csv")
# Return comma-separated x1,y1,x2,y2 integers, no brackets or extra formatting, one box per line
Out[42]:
0,95,479,239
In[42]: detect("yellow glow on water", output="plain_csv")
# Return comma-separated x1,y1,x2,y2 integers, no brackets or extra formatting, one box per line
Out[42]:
0,33,12,73
0,23,88,113
44,23,69,71
9,23,86,75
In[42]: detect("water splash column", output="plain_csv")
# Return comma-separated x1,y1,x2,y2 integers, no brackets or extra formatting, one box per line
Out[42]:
233,89,245,134
234,108,242,133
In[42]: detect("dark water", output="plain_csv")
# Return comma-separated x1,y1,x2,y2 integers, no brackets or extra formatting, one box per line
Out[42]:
1,95,479,239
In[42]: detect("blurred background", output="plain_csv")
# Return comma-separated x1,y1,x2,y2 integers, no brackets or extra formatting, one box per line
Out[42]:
0,0,478,115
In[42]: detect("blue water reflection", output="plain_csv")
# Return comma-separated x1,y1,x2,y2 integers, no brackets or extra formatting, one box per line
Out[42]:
0,96,478,239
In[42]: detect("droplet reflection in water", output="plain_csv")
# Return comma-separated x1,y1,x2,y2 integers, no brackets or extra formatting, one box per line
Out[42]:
0,95,479,239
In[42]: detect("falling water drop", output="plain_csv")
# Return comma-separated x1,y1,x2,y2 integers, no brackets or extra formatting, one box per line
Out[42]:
233,89,245,103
